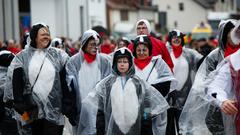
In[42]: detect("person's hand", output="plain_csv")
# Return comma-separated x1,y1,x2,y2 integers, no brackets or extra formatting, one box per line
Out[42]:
221,100,238,115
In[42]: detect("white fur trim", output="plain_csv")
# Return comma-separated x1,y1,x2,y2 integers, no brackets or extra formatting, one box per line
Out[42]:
111,77,139,134
78,60,101,100
29,51,55,100
171,53,189,90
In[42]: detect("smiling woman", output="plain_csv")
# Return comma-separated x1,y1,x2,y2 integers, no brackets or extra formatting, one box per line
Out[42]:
36,27,51,49
4,22,76,135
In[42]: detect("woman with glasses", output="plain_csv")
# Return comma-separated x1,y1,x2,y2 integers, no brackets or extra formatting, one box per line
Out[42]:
65,29,111,135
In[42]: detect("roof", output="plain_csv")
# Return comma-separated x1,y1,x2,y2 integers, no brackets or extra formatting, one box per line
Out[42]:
107,0,158,11
193,0,217,9
107,1,137,11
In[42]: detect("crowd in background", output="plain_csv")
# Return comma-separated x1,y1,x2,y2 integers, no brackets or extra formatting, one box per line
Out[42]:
0,18,240,135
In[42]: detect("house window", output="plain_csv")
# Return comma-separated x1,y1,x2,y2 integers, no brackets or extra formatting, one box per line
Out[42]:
120,10,128,21
179,3,184,11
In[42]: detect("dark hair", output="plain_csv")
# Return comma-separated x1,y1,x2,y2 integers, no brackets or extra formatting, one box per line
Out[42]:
30,24,50,48
112,49,133,75
222,21,235,48
133,36,152,57
168,30,185,46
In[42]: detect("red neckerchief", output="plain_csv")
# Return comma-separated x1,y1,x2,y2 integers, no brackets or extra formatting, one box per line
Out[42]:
172,45,183,58
100,43,112,54
134,56,152,70
224,43,240,58
7,47,20,54
229,60,240,135
83,52,96,63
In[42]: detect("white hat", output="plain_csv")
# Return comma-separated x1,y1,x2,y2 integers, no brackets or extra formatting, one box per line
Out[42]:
136,19,151,34
230,20,240,45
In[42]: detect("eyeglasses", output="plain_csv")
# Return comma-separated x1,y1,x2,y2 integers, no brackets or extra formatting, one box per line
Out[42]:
137,27,147,30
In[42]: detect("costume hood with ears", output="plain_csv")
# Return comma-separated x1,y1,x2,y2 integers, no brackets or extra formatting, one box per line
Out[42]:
120,37,131,46
29,22,50,48
168,29,186,46
80,29,100,52
112,47,135,76
136,19,151,34
230,20,240,46
218,19,237,50
51,38,63,48
132,35,152,57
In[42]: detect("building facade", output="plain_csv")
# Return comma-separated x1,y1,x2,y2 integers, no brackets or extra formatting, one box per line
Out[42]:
0,0,107,41
154,0,215,33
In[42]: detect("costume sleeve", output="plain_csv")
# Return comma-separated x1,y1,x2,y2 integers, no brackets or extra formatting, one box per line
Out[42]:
151,81,170,97
207,62,232,107
96,109,105,135
12,67,25,114
61,64,77,126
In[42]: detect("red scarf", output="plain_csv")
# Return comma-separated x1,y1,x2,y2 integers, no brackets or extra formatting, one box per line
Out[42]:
172,45,183,58
230,61,240,135
83,52,96,63
224,43,240,58
134,56,152,70
7,47,20,54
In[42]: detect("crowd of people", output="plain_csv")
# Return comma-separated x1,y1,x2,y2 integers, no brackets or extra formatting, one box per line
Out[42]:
0,18,240,135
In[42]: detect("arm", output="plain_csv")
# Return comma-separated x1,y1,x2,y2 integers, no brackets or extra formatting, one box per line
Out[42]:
61,65,77,126
96,109,105,135
207,62,237,115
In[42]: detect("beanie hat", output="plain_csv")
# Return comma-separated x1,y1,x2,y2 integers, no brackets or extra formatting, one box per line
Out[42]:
136,19,151,34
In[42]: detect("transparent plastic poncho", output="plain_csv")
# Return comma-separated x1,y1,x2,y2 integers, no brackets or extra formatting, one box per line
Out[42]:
78,74,169,135
77,48,169,135
179,19,237,135
65,51,112,121
167,46,203,109
134,55,177,135
135,55,177,92
206,50,240,135
0,66,8,98
4,46,69,125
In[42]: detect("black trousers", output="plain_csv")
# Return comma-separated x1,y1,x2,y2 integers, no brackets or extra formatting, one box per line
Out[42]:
30,119,64,135
0,119,19,135
166,108,182,135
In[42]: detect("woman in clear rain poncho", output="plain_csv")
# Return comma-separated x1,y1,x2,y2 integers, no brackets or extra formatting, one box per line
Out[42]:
3,23,76,135
166,29,203,135
79,47,169,135
65,29,111,134
132,35,177,134
179,19,240,135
